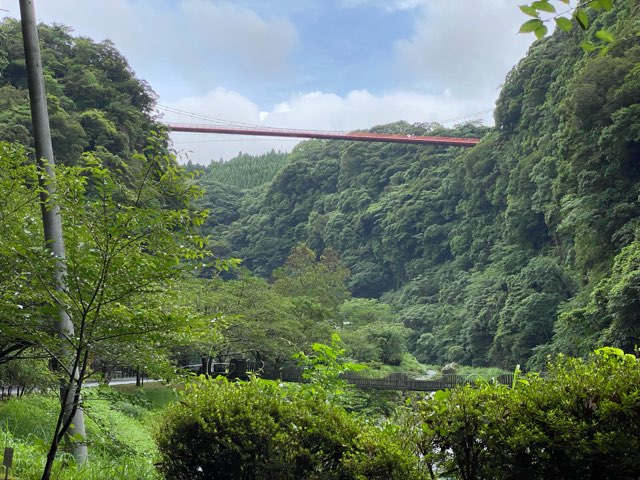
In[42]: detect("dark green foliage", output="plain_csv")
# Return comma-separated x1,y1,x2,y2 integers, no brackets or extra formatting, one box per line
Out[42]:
195,178,242,229
550,239,640,357
191,150,290,267
155,377,421,480
415,348,640,479
196,0,640,368
202,150,289,189
339,299,410,365
0,19,159,165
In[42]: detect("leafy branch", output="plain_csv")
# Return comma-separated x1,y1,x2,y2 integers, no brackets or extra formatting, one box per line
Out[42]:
519,0,616,53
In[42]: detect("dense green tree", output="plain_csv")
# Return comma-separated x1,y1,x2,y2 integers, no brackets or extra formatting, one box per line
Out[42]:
0,19,160,166
0,143,42,365
156,376,421,480
189,271,311,365
273,243,350,312
339,299,410,365
0,138,207,473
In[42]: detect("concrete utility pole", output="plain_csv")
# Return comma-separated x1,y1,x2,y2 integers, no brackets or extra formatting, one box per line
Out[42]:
18,0,88,468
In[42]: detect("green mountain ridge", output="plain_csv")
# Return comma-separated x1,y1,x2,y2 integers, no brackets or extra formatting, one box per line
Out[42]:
202,0,640,369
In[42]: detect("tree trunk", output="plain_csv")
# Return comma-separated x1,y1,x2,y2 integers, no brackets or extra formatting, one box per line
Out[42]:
19,1,87,477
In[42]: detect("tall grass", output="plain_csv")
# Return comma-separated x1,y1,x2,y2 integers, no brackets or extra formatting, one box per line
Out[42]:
0,383,177,479
113,382,179,410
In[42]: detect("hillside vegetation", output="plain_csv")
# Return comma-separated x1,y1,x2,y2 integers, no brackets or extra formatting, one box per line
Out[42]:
1,2,640,478
0,19,160,167
201,0,640,368
195,150,290,189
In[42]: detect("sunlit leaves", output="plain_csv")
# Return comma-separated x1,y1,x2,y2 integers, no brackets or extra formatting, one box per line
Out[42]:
518,0,617,51
590,0,614,10
597,0,614,10
532,1,555,13
555,16,573,31
595,29,615,43
520,5,539,17
213,257,242,273
520,18,544,33
580,40,598,52
535,24,549,39
0,144,60,354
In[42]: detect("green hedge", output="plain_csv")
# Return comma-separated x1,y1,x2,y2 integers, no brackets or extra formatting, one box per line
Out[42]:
415,348,640,479
155,377,420,480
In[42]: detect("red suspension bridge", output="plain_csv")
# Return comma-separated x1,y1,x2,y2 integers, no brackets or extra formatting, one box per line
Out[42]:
167,123,480,147
161,106,485,148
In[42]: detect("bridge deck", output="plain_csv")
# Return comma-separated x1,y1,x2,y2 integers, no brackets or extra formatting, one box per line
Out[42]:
167,123,480,147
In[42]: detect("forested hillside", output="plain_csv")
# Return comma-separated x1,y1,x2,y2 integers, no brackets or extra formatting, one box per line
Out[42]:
196,150,289,189
0,19,160,167
203,0,640,369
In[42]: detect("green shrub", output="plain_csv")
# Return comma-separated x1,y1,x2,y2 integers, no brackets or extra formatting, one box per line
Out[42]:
340,424,421,480
416,348,640,479
155,377,421,480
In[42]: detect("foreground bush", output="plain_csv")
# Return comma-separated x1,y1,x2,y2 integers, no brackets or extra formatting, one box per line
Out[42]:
155,377,420,480
416,348,640,479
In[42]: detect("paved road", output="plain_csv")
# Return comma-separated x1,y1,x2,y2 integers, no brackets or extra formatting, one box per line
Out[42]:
84,377,160,387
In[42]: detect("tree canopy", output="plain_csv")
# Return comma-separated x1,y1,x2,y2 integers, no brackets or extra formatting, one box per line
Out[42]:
0,19,160,167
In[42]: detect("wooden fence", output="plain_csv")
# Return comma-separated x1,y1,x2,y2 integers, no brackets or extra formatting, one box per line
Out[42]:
257,364,514,392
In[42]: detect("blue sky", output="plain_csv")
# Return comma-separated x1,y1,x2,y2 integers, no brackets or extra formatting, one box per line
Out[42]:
2,0,534,162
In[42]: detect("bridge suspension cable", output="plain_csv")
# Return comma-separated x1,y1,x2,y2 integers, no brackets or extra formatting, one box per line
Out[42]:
157,105,485,147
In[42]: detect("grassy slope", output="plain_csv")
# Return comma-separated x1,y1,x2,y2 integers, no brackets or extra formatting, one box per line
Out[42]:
0,383,178,480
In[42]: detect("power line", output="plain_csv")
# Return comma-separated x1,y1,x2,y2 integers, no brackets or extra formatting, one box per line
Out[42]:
157,105,250,128
437,109,494,125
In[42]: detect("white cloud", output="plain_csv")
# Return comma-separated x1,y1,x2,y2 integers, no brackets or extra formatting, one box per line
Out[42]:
25,0,298,99
340,0,428,12
394,0,533,99
179,1,298,74
164,87,491,164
